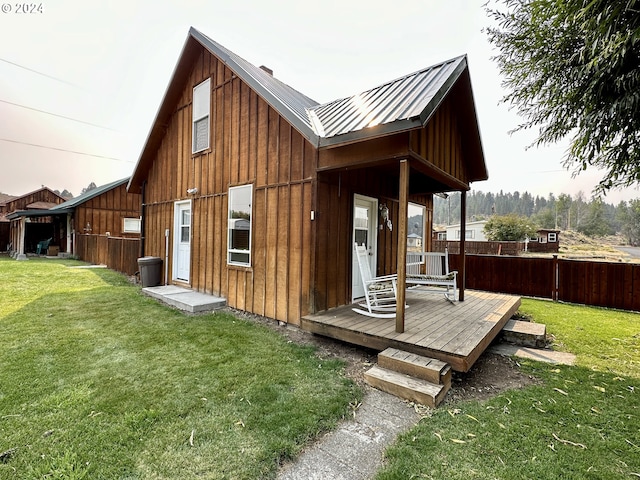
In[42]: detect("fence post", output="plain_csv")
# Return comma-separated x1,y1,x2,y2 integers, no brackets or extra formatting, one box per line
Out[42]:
552,254,559,302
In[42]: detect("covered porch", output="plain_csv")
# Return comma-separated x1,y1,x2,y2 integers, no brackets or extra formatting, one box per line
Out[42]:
302,289,520,372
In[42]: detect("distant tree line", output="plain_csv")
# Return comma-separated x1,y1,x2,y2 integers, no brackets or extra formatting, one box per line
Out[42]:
434,191,640,245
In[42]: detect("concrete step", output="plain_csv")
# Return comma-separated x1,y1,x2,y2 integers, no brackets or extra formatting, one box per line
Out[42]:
365,366,449,408
501,319,546,348
143,285,226,313
378,347,451,388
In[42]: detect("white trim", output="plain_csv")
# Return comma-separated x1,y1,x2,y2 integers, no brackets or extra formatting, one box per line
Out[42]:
352,194,378,302
192,78,211,153
227,185,253,266
123,217,141,233
172,200,192,282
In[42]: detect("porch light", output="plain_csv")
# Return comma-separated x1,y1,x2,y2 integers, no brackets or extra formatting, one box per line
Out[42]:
380,204,392,231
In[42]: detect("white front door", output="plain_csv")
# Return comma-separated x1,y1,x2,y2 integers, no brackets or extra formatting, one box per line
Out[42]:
173,200,191,282
352,194,378,301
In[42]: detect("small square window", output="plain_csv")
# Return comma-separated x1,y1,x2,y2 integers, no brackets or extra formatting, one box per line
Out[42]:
123,217,141,233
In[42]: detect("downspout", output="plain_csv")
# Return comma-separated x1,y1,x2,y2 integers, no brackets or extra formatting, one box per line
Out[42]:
140,180,146,258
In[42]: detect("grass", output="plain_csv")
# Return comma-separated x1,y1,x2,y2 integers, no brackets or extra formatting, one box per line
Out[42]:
0,257,361,479
376,299,640,479
519,298,640,378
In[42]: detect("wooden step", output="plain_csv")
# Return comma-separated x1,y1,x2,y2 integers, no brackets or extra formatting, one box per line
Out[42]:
501,319,546,348
378,348,451,388
365,366,449,408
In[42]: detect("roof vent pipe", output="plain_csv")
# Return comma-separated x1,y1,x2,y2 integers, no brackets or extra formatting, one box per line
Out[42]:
259,65,273,76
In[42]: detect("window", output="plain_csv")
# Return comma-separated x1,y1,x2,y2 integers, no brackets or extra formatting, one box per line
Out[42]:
192,78,210,153
456,229,475,239
437,232,447,240
123,217,141,233
548,232,557,242
228,185,252,265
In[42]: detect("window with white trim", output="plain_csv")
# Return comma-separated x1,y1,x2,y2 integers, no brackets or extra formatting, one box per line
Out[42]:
548,232,557,242
228,185,252,266
123,217,141,233
192,78,210,153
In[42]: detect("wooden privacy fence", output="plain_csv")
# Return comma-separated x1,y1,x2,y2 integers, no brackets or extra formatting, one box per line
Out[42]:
75,235,140,276
449,254,640,312
434,240,525,256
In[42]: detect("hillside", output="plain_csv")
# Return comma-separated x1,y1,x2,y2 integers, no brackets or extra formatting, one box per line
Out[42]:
531,230,636,262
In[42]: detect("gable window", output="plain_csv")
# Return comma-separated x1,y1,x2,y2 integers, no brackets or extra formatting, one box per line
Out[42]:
192,78,210,153
228,185,252,266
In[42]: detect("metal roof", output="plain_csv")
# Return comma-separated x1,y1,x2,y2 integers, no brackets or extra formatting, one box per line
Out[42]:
51,177,129,210
7,208,74,220
310,56,467,146
191,28,320,145
129,28,485,191
180,29,469,149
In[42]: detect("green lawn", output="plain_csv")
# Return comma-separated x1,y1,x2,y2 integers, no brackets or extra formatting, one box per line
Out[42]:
376,299,640,479
0,257,361,479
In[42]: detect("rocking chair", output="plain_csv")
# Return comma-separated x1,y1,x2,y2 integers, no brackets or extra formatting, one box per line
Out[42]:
352,243,399,318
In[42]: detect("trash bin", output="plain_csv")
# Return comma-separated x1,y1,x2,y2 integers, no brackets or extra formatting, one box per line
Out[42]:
137,256,163,287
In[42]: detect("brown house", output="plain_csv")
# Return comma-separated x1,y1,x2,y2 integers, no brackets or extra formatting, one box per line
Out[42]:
5,187,66,256
128,28,488,327
7,179,142,273
528,228,560,253
48,178,142,268
0,193,18,251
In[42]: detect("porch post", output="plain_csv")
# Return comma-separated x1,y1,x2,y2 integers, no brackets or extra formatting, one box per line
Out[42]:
459,190,466,301
396,159,409,333
16,217,27,260
66,214,73,254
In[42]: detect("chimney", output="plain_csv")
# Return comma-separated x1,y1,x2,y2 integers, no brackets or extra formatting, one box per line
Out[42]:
259,65,273,76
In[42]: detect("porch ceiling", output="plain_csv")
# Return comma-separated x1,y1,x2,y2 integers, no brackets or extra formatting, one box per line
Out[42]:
320,156,467,196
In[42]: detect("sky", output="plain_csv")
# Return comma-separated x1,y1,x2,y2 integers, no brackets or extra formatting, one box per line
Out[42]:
1,0,638,203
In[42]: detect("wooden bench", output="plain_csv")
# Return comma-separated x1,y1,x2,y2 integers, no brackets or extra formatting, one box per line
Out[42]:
405,250,457,302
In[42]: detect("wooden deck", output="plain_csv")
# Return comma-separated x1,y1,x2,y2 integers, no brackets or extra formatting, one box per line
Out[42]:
301,289,521,372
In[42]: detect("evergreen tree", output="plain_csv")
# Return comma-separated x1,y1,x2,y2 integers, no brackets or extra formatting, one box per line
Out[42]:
486,0,640,194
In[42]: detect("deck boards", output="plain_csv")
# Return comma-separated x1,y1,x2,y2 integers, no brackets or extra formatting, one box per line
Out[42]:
301,289,520,372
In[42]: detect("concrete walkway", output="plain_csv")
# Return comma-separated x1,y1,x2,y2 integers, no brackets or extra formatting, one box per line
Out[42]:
142,285,226,313
277,388,421,480
490,343,576,365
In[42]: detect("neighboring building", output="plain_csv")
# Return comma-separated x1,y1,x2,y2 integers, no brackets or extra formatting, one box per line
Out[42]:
0,193,18,251
444,220,488,242
4,187,66,255
127,28,488,325
528,228,560,253
49,177,141,264
407,233,423,250
7,179,142,272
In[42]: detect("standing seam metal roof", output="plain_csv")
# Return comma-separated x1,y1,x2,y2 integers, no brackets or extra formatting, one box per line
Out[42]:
190,28,467,148
309,57,464,141
129,28,483,192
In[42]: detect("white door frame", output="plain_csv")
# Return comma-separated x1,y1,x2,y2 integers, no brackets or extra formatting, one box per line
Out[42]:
172,200,192,282
352,194,378,301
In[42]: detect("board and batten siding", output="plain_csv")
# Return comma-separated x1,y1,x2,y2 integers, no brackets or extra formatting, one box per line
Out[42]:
142,47,315,325
410,88,471,185
314,168,432,312
74,183,141,236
